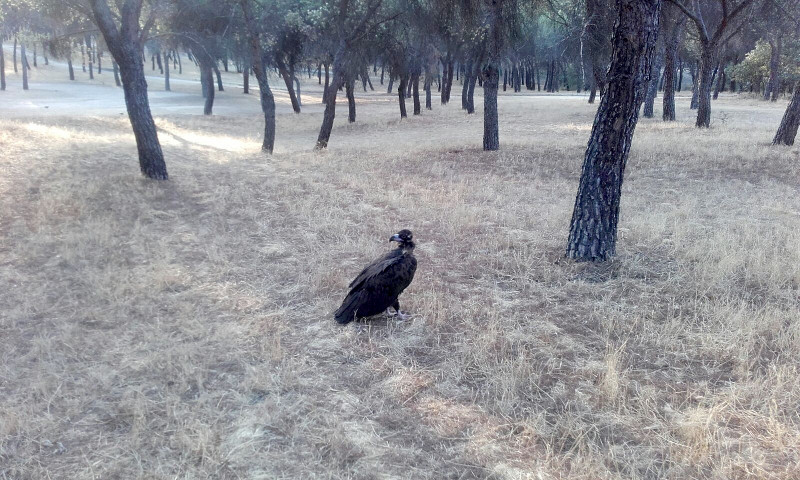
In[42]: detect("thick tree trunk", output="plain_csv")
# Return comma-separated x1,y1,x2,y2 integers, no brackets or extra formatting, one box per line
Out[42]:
254,67,276,153
643,54,662,118
0,38,5,91
441,54,453,105
201,63,215,115
773,87,800,146
398,75,408,118
21,44,29,90
566,0,662,261
483,65,499,151
695,46,716,127
118,50,168,179
346,77,356,122
163,51,170,91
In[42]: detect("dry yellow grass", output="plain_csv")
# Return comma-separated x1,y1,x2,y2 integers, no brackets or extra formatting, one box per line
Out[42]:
1,52,800,478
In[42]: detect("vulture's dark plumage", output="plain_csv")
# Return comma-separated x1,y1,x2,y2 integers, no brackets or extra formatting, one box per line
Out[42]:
334,229,417,324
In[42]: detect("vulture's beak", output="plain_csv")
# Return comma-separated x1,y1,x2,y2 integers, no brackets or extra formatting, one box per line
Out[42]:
390,234,402,243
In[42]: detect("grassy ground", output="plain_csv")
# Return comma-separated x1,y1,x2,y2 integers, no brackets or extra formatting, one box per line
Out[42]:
1,51,800,479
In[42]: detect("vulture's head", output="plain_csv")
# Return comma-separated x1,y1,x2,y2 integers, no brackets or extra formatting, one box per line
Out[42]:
390,229,415,250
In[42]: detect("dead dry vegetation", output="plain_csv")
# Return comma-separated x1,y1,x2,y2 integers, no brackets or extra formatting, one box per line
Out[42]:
1,66,800,479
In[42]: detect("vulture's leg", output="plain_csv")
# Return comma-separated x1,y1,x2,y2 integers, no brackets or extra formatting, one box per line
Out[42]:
391,300,410,320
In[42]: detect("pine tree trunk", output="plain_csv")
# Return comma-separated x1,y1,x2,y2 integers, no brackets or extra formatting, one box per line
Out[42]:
773,87,800,146
316,44,345,149
424,75,432,110
277,59,300,113
466,67,477,114
643,54,661,118
461,62,471,110
483,65,499,151
412,73,421,115
346,77,356,122
566,0,662,261
201,63,215,115
0,38,5,91
695,46,716,127
112,60,120,86
163,51,170,91
116,48,168,179
398,75,408,118
21,44,29,90
214,65,223,91
662,13,683,121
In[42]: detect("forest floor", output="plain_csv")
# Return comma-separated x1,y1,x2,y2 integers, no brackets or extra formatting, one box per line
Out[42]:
2,51,800,479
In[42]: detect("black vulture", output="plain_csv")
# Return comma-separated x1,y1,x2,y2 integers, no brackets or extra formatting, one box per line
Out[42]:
334,229,417,324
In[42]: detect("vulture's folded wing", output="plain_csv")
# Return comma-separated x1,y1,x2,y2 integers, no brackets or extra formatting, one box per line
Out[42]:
347,250,402,290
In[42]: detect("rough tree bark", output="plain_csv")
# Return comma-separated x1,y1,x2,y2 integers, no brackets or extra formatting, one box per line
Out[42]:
566,0,662,261
316,43,346,148
241,0,276,153
201,60,215,115
662,8,684,121
466,66,477,114
89,0,168,180
412,72,421,115
773,87,800,146
482,0,503,151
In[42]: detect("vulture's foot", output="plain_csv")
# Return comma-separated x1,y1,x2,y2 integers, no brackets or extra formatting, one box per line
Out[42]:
395,311,411,321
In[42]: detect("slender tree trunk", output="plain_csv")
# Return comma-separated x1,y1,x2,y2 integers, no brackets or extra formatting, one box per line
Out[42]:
112,60,120,85
97,44,102,73
380,63,385,85
33,43,37,67
662,12,683,121
277,59,300,113
177,51,182,74
773,87,800,146
21,44,29,90
13,37,18,73
412,73,421,115
214,65,223,91
0,38,5,91
425,74,432,110
323,63,330,103
566,0,662,261
316,43,345,149
441,54,453,105
294,75,302,106
346,77,356,122
695,45,716,127
201,62,215,115
466,66,477,114
712,61,724,100
767,36,782,102
81,40,87,72
163,51,170,91
68,56,75,81
677,57,683,91
243,63,250,93
398,75,408,118
643,54,662,118
461,62,471,109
